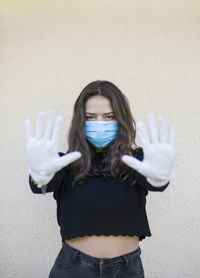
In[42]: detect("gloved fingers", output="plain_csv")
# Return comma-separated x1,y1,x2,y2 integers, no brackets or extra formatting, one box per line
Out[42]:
43,109,55,141
56,151,82,171
121,154,144,173
136,121,149,149
157,116,166,143
51,116,64,148
25,118,33,142
167,124,175,147
35,112,45,139
44,151,82,174
147,113,158,145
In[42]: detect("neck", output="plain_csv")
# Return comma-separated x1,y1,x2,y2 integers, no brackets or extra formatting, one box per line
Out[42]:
95,147,106,153
96,150,104,153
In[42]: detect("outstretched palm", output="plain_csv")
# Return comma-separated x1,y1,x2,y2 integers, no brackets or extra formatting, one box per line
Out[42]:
25,109,81,187
122,113,176,181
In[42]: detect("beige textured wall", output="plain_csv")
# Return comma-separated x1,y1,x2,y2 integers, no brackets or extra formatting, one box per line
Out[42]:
1,1,200,277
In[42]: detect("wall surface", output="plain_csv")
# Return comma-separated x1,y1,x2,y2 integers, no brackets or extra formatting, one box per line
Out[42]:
1,1,200,277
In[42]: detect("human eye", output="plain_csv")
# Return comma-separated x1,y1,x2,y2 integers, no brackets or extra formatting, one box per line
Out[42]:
86,116,94,120
105,115,114,120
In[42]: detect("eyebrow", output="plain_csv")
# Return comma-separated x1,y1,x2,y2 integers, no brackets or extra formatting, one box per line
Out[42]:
85,112,114,115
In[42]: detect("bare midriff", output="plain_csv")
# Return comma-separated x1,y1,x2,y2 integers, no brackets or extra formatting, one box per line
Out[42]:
65,235,140,258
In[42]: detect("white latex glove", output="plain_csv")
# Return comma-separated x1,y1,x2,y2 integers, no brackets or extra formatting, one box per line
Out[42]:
121,113,176,186
25,109,81,188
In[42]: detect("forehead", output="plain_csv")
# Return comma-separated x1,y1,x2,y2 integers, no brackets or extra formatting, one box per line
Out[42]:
85,95,113,112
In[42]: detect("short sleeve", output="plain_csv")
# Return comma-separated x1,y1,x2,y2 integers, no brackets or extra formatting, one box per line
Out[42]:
29,152,68,194
134,148,170,192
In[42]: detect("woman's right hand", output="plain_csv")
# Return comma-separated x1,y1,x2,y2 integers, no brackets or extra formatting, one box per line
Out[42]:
24,109,81,187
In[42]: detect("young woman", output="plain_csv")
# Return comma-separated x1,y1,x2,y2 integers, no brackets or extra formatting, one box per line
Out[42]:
25,80,175,278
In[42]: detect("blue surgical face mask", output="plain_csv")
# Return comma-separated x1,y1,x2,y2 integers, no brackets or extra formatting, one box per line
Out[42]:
85,121,119,149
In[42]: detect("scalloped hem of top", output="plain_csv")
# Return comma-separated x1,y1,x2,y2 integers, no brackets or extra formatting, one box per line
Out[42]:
62,233,150,241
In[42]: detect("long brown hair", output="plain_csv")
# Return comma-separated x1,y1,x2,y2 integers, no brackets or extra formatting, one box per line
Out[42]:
66,80,140,187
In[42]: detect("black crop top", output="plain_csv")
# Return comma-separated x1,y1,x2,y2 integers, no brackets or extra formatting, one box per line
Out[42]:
29,148,169,242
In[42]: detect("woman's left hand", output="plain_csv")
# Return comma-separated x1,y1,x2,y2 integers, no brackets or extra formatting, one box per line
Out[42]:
121,113,176,184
